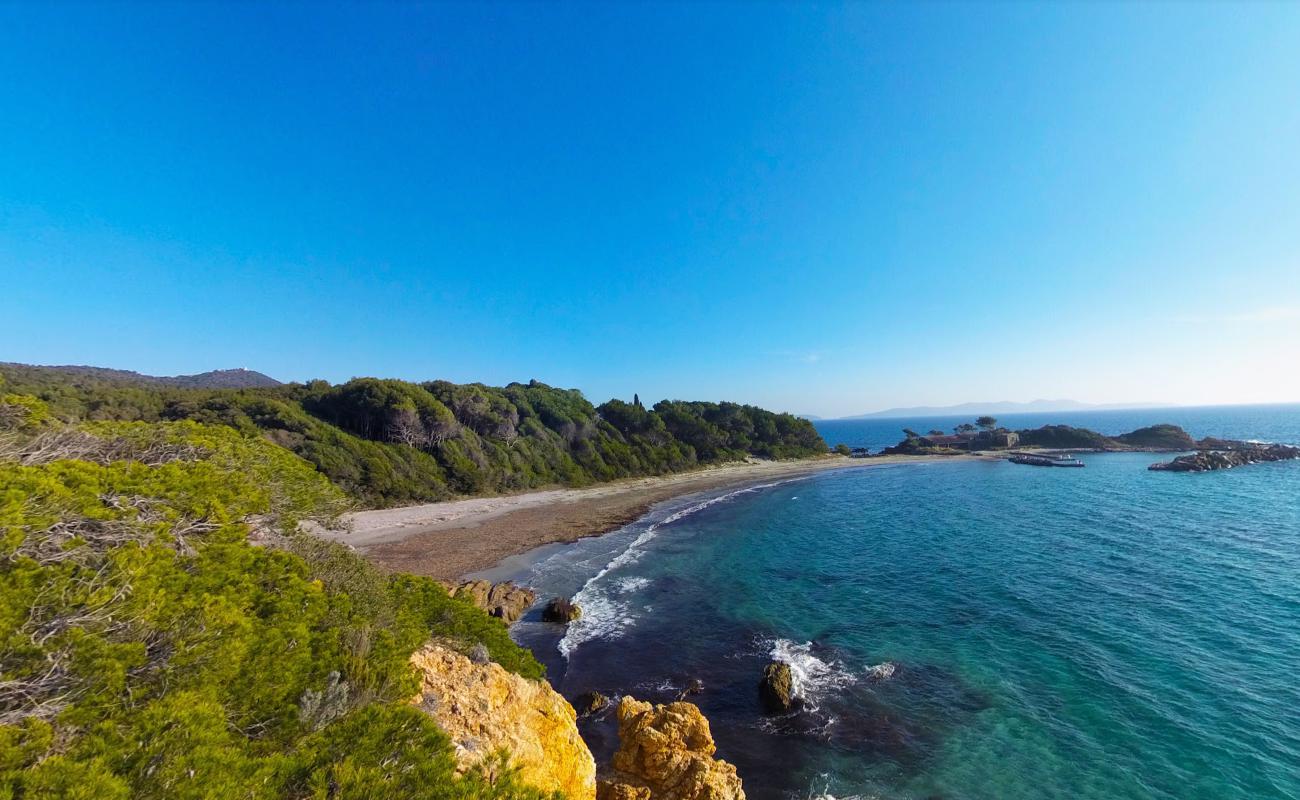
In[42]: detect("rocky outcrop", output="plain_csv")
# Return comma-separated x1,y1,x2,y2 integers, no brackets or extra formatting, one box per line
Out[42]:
1113,424,1197,450
1149,443,1300,472
409,642,596,800
443,579,537,625
598,696,745,800
575,690,611,716
758,662,795,713
543,596,582,623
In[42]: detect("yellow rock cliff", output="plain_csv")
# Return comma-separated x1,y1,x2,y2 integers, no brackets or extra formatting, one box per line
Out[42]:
410,642,597,800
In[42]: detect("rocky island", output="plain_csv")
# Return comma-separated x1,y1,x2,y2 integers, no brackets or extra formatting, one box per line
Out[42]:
1149,442,1300,472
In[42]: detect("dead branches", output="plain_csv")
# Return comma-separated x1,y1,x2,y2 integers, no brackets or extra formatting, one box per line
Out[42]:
0,428,206,467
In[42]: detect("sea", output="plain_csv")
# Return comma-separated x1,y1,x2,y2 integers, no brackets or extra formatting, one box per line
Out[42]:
475,404,1300,800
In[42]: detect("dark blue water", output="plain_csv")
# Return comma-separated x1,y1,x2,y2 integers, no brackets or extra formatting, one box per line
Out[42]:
483,405,1300,800
813,403,1300,452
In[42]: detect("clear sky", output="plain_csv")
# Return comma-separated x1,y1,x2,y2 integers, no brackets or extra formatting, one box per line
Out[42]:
2,3,1298,417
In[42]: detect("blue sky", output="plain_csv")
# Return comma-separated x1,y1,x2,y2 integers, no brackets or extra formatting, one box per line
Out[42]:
2,3,1298,417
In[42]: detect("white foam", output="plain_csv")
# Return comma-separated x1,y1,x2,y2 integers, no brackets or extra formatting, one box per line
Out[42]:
864,661,898,682
802,772,876,800
558,480,799,659
615,576,651,594
769,639,858,711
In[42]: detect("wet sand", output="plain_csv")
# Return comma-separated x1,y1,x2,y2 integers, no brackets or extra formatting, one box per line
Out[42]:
320,454,982,580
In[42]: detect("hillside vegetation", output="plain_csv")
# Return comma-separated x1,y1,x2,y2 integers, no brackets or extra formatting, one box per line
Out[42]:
1015,423,1196,450
0,391,553,799
0,363,281,390
0,365,827,507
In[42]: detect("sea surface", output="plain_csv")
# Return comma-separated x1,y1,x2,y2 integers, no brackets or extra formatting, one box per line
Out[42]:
479,404,1300,800
814,403,1300,453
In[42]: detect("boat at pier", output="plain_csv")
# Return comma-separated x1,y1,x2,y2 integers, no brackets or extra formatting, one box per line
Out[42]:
1009,453,1085,468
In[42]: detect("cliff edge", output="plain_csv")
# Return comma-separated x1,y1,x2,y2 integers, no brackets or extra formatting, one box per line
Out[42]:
410,642,597,800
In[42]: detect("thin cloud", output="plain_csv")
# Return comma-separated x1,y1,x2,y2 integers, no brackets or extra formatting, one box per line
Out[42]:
1173,305,1300,324
768,349,824,364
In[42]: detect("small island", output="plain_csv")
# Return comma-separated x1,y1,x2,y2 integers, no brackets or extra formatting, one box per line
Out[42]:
854,417,1300,474
1148,442,1300,472
872,418,1200,457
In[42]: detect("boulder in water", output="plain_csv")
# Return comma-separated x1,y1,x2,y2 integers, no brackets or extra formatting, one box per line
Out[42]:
865,661,899,682
676,678,704,700
543,596,582,624
575,690,610,716
598,696,746,800
759,661,796,713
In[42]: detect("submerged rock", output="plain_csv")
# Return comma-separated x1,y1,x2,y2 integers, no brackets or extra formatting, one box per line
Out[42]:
598,696,746,800
575,690,611,716
409,642,596,800
676,678,704,700
865,661,899,682
759,661,796,713
543,596,582,623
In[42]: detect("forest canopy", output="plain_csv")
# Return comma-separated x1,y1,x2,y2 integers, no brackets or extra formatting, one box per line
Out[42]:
0,365,828,507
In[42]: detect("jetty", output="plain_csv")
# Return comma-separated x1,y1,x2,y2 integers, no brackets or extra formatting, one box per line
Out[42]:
1008,452,1085,468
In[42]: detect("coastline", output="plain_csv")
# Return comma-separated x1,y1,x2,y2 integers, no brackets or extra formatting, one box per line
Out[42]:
322,453,987,579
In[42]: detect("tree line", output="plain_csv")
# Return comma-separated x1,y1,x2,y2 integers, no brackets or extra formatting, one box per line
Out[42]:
0,365,827,507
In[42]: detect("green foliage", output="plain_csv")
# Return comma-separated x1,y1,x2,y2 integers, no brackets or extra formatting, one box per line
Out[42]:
0,408,546,799
0,365,829,507
1112,424,1196,449
0,395,51,433
833,443,852,456
1014,425,1116,449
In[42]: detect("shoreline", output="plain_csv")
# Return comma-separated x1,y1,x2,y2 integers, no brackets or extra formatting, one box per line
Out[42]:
321,453,990,579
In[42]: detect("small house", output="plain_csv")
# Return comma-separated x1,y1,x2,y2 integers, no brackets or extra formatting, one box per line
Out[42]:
918,434,971,450
970,430,1019,449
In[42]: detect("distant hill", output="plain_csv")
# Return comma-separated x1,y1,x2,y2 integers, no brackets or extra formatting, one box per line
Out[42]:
0,363,282,389
840,399,1168,420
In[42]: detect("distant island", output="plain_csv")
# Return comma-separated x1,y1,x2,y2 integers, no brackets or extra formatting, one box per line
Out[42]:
838,398,1168,420
873,418,1201,455
861,416,1299,472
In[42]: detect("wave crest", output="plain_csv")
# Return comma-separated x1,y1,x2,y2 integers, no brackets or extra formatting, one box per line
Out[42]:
558,480,798,659
769,639,858,710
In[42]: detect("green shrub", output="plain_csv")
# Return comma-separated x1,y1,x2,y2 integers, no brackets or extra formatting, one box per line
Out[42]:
0,410,546,798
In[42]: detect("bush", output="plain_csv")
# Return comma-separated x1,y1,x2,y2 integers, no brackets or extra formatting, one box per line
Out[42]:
0,408,546,798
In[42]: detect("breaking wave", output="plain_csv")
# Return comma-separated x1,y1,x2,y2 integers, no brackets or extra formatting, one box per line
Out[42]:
768,639,858,711
558,480,799,659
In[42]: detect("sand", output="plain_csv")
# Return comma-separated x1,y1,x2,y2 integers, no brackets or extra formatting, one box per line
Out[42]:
317,453,981,580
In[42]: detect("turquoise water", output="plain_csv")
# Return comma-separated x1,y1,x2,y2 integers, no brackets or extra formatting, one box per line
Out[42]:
487,410,1300,800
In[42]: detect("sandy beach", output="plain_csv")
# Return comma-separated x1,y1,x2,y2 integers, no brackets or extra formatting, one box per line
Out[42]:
320,453,978,579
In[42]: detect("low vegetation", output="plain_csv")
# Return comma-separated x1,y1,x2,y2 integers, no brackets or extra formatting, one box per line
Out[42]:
0,392,551,799
1013,424,1115,449
0,365,827,507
